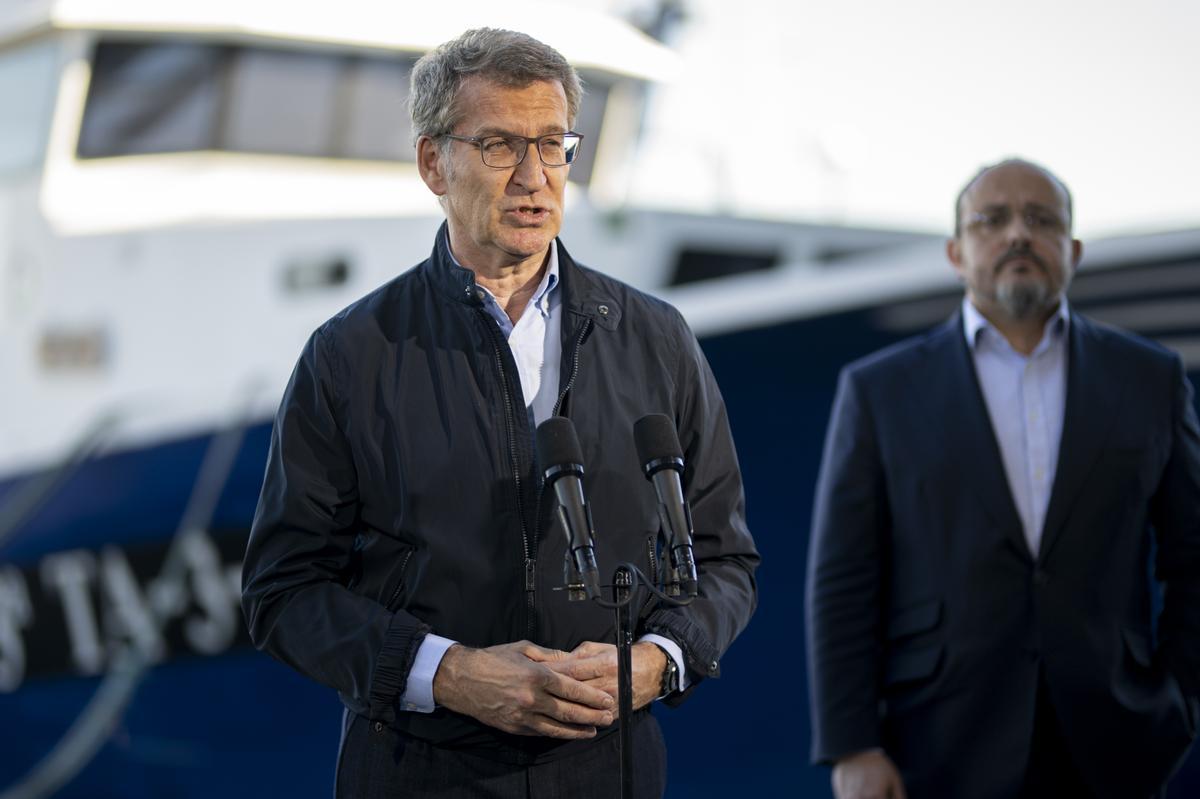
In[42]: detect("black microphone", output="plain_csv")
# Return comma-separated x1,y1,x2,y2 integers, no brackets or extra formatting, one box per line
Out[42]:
536,417,601,600
634,414,698,598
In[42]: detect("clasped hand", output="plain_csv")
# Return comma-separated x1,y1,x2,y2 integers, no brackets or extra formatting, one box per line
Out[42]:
432,640,666,739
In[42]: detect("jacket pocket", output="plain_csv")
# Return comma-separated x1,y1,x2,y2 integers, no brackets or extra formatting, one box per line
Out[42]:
887,598,941,642
884,599,943,687
884,644,943,687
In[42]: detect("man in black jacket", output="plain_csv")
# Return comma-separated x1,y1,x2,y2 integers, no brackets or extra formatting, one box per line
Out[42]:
241,28,759,798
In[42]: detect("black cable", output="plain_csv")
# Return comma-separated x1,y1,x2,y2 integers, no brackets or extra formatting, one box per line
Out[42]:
587,562,696,610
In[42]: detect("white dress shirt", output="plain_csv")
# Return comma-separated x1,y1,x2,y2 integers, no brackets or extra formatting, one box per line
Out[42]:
962,297,1069,558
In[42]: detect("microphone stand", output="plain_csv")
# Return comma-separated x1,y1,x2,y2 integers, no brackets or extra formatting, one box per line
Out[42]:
566,561,692,799
613,567,634,799
542,415,698,798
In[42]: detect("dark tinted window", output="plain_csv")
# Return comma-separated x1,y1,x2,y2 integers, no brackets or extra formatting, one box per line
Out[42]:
337,57,413,161
78,40,416,163
78,41,222,157
78,39,604,185
568,81,608,186
223,48,341,157
671,248,780,286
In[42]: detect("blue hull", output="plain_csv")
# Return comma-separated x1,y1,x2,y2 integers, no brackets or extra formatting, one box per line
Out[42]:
2,292,1199,797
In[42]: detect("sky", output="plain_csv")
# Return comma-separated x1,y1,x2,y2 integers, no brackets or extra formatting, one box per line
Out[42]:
598,0,1200,239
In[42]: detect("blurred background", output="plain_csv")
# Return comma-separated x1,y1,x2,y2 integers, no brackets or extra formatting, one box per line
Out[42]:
1,0,1198,796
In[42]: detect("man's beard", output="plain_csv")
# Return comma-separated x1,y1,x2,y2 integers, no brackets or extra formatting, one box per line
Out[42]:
991,247,1061,319
995,277,1056,319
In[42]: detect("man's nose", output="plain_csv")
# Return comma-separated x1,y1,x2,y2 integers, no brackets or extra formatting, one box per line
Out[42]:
511,145,549,191
1005,213,1033,245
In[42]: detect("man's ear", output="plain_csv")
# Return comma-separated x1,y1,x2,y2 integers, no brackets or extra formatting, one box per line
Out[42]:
946,237,966,281
417,135,448,196
1069,238,1083,274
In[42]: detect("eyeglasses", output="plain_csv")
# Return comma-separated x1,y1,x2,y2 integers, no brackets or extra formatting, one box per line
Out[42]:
965,206,1066,236
441,131,583,168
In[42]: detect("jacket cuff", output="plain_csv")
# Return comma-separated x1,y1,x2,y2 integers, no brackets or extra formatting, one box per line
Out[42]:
643,607,720,680
368,611,431,723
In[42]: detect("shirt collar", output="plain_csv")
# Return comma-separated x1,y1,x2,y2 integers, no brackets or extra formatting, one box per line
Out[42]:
962,295,1070,352
533,245,560,317
448,243,560,319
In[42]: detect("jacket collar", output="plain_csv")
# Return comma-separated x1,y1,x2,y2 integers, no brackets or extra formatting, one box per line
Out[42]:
422,221,622,331
422,222,484,306
1038,311,1125,561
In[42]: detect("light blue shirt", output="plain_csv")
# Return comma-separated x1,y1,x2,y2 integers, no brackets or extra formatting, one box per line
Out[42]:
399,244,686,713
962,297,1070,558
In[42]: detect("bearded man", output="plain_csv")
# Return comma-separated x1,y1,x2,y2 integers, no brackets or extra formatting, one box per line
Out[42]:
807,159,1200,799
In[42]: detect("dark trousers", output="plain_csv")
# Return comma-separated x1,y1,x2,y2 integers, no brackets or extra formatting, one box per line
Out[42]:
334,710,668,799
1019,675,1093,798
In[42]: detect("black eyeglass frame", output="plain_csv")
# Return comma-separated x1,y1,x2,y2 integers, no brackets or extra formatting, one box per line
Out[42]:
440,131,584,168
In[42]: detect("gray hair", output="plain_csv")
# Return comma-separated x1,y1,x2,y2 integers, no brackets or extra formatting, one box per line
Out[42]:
953,157,1074,237
409,28,583,143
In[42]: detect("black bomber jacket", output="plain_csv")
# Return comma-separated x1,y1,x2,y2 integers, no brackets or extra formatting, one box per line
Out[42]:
241,226,759,761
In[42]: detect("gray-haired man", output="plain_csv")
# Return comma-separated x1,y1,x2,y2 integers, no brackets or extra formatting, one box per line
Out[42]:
242,28,759,798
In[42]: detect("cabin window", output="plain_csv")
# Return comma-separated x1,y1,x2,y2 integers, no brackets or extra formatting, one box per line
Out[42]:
567,81,608,187
339,56,413,161
0,39,60,176
75,39,605,184
78,41,221,158
223,48,341,158
78,40,416,163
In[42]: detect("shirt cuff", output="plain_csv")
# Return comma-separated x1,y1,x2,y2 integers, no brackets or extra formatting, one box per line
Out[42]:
638,633,690,694
397,633,456,713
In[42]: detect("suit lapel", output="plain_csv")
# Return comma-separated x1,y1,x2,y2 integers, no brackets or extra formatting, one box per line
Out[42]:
1038,313,1124,561
924,314,1029,558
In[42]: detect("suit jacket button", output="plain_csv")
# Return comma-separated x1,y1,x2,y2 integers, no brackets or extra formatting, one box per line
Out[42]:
1033,569,1050,587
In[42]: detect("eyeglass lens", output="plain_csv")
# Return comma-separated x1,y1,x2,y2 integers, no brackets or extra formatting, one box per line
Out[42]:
479,134,580,167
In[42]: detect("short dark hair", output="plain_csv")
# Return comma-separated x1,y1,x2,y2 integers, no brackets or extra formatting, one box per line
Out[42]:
409,28,583,143
953,158,1074,237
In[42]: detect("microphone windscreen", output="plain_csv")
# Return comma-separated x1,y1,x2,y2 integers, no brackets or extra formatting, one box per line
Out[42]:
634,414,683,465
536,416,584,468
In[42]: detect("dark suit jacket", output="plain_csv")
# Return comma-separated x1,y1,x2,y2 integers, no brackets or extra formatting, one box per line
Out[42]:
806,310,1200,799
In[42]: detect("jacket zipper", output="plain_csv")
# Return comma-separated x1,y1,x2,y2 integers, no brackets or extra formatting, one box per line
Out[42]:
384,549,414,611
646,536,659,585
478,309,537,639
552,319,592,416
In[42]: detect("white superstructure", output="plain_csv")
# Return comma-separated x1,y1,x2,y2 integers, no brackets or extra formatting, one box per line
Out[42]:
0,0,944,478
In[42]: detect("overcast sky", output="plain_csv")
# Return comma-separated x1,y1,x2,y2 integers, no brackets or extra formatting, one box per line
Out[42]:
601,0,1200,238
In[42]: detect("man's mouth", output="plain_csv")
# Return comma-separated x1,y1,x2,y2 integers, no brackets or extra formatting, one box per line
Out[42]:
996,249,1048,275
506,206,549,224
